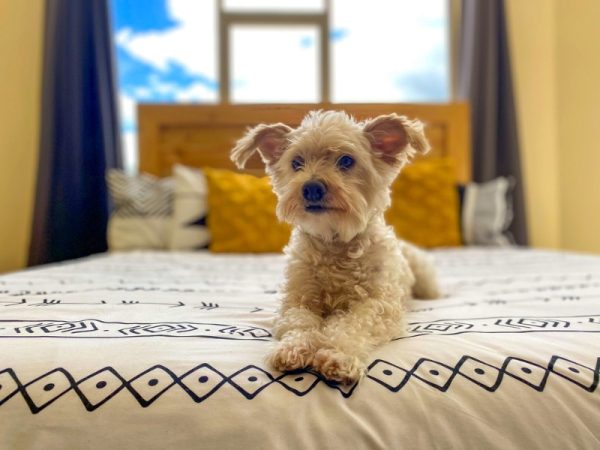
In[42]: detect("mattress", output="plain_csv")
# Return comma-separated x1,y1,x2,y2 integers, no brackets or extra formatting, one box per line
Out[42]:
1,248,599,449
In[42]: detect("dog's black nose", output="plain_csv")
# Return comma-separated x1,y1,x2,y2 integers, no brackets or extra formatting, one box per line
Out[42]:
303,181,327,202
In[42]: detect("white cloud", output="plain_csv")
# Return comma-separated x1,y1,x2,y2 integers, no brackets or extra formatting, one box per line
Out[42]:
133,87,154,100
115,28,133,46
115,0,217,78
174,83,219,102
331,0,448,102
147,74,180,96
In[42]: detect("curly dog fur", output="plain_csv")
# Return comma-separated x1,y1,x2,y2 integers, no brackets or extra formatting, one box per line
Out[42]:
231,110,440,383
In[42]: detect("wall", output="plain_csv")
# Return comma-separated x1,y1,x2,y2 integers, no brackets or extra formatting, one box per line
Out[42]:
0,0,44,272
556,0,600,253
507,0,600,253
506,0,561,249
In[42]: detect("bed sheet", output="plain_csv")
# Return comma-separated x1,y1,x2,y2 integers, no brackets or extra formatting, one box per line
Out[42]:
1,248,599,449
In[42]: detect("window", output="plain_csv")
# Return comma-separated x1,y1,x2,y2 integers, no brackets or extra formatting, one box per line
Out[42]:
112,0,450,172
229,25,322,103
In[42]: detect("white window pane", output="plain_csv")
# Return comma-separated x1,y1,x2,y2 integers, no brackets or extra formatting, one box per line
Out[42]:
230,26,320,103
223,0,324,12
331,0,449,103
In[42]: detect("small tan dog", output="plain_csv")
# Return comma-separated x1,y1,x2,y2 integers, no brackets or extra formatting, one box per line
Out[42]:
231,110,440,384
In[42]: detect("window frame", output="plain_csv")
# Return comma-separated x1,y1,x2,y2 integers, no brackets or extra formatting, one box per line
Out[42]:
218,0,331,103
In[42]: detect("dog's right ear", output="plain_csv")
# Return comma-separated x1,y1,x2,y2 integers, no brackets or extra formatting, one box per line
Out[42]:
230,123,292,169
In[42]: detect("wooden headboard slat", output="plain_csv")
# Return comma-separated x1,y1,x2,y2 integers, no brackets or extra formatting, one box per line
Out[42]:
138,103,471,182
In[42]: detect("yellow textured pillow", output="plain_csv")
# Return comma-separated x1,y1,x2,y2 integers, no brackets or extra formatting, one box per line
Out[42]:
205,157,461,253
386,157,462,248
204,168,291,252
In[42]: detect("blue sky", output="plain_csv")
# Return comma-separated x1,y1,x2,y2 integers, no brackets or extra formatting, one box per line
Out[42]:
113,0,178,32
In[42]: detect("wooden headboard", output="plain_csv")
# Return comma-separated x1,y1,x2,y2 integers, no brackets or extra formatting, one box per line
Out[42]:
138,103,471,182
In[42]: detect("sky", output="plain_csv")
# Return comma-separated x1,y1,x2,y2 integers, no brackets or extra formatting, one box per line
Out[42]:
111,0,449,172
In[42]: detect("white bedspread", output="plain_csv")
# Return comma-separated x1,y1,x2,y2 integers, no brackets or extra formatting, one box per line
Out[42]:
1,248,599,449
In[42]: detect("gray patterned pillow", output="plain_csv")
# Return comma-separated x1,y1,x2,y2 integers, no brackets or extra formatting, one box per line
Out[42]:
106,169,175,250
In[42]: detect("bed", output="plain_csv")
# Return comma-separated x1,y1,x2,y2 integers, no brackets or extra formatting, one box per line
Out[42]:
1,104,599,449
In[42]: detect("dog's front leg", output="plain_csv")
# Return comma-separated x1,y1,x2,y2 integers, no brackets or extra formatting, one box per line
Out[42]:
272,304,322,340
312,299,404,384
267,305,324,373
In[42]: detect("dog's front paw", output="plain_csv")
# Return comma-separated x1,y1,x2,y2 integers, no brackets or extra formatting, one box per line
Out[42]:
266,340,315,372
312,348,365,384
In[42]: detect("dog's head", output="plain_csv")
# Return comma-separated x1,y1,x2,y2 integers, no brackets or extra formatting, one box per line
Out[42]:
231,110,430,242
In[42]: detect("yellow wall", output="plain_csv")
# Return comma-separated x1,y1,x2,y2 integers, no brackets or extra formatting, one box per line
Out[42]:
556,0,600,252
507,0,600,253
0,0,44,272
506,0,561,249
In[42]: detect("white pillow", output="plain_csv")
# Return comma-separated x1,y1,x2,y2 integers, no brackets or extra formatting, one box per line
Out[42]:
169,164,210,250
106,169,174,250
460,177,515,246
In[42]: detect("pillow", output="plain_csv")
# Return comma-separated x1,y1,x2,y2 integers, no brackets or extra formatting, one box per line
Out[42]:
204,158,461,253
203,168,290,253
169,165,210,250
458,177,515,246
106,169,174,250
386,157,462,248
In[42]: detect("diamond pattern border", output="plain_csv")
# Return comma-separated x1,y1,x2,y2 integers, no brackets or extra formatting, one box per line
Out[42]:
0,355,597,414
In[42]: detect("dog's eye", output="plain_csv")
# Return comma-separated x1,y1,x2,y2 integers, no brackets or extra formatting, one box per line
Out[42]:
336,155,355,171
291,157,304,172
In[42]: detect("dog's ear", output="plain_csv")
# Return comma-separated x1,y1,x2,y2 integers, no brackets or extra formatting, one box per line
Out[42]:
363,114,430,164
230,123,293,169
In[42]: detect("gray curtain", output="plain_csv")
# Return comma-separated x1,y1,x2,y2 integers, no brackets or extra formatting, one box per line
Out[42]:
29,0,122,265
458,0,528,245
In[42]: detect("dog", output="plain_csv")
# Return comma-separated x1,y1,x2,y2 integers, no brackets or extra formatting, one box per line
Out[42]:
231,110,440,384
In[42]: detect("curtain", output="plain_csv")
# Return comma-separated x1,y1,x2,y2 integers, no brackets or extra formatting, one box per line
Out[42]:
29,0,122,265
458,0,528,245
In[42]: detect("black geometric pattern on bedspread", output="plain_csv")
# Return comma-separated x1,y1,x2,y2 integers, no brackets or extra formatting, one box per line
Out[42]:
0,319,271,340
0,315,599,340
1,355,598,414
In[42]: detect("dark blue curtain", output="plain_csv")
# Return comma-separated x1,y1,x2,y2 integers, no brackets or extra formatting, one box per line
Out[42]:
458,0,528,245
29,0,122,266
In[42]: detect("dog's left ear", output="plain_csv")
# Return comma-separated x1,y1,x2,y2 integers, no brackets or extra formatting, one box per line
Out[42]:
363,114,430,164
230,123,293,169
